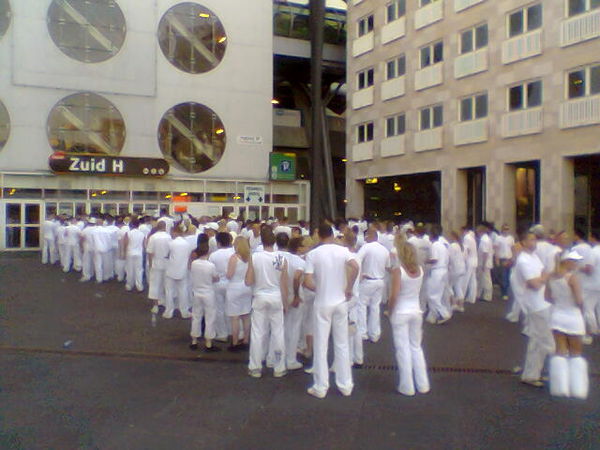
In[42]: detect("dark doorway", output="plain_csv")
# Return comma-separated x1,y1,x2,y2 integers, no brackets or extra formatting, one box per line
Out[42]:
513,160,540,231
573,154,600,235
465,167,486,228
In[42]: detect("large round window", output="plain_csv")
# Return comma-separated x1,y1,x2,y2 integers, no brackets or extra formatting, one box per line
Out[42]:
47,0,126,63
0,0,11,39
0,100,9,151
158,3,227,74
158,102,226,173
47,92,125,155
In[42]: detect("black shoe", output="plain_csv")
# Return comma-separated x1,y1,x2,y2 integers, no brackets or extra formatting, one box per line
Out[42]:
352,363,364,369
205,346,221,353
189,343,198,350
227,344,241,353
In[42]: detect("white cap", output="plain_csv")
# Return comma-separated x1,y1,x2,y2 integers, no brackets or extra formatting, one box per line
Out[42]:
562,251,584,261
88,217,97,224
206,222,219,231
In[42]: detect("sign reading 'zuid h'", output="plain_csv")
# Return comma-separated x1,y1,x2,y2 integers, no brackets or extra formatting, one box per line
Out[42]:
49,152,170,177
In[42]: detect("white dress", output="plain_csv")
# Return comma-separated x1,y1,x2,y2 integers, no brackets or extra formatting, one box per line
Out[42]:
225,257,252,316
549,274,585,336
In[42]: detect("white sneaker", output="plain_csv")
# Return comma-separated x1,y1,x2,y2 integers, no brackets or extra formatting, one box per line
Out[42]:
162,311,173,319
180,312,192,319
370,335,380,343
582,335,593,345
338,386,353,397
304,366,314,374
248,369,262,378
287,361,303,371
307,387,326,399
273,369,288,378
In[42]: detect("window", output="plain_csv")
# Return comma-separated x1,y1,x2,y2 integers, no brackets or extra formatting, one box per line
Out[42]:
158,3,227,74
420,41,443,68
509,80,542,111
460,93,488,121
567,64,600,99
0,0,10,40
158,102,226,173
47,0,126,63
568,0,600,17
460,23,488,54
47,92,125,155
357,122,374,143
387,0,406,22
419,105,443,130
420,0,440,6
0,99,8,151
358,68,374,89
358,15,374,37
508,4,542,37
386,55,406,80
386,114,406,137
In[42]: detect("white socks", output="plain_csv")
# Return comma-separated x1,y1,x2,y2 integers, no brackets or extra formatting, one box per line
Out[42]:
549,355,589,400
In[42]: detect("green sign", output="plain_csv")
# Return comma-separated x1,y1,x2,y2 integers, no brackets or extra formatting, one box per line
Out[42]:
270,153,296,181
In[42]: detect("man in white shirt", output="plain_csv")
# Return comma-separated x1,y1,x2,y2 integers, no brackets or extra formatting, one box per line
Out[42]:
63,217,82,272
164,223,193,319
115,218,129,282
357,229,391,342
273,217,292,239
515,230,553,387
124,219,146,292
80,218,97,282
572,228,597,337
247,223,262,253
41,214,58,264
303,224,359,399
208,232,236,341
92,218,112,283
425,226,452,324
476,224,494,302
246,228,289,378
461,227,478,304
494,224,515,300
146,221,172,313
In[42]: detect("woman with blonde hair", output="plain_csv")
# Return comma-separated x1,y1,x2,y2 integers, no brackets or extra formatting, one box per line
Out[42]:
225,236,252,350
388,239,430,396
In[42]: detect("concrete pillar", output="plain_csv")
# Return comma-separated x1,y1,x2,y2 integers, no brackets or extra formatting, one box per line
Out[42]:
345,177,365,218
541,155,574,233
502,163,517,232
442,167,466,232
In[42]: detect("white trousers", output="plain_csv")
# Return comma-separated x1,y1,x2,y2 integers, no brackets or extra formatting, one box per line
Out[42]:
214,282,230,339
81,249,95,281
41,237,57,264
93,251,106,282
450,273,466,300
115,258,126,282
248,293,286,373
312,301,353,395
476,268,492,301
390,312,430,395
463,265,477,304
62,244,81,272
148,267,166,304
125,254,144,291
358,279,385,340
582,288,599,335
164,276,190,316
284,300,306,366
191,292,216,339
522,307,555,381
425,269,451,322
348,298,363,364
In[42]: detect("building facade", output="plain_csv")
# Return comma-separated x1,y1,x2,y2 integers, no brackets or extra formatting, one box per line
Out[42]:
346,0,600,234
0,0,310,251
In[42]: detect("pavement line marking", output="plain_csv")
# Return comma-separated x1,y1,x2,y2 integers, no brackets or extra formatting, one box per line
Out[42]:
2,346,599,378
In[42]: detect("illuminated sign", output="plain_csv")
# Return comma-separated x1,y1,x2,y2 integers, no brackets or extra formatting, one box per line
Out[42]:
49,152,170,177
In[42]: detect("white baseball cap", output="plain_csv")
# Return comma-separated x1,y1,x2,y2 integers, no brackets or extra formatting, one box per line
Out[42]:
206,222,219,231
561,251,584,261
88,217,97,224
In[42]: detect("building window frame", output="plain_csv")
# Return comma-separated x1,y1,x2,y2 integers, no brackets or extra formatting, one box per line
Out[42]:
358,14,374,37
386,0,406,23
507,3,542,38
419,0,441,7
459,23,488,54
385,113,406,137
420,40,443,69
357,122,374,143
459,93,488,122
508,79,543,111
566,64,600,99
419,104,443,130
357,67,375,90
386,54,406,80
566,0,600,17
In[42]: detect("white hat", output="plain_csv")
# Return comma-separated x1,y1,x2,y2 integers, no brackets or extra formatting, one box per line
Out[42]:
206,222,219,231
562,251,584,261
228,212,237,219
88,217,97,224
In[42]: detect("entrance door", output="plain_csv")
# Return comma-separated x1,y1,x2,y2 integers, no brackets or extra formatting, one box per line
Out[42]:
466,167,486,228
3,202,41,250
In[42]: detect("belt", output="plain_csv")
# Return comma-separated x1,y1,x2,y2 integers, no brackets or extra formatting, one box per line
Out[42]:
362,276,383,280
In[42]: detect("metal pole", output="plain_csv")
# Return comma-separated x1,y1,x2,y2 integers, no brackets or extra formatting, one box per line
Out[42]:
309,0,325,229
321,105,337,220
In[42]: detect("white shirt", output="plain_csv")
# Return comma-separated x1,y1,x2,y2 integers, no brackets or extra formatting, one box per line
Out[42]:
515,251,549,313
478,234,493,269
81,226,96,252
357,241,390,279
407,235,431,268
166,237,193,280
573,242,593,290
463,231,478,268
588,244,600,291
42,220,57,240
65,224,81,246
226,220,240,233
378,233,395,252
252,250,286,296
392,265,423,315
430,240,449,270
535,241,561,273
448,242,466,276
305,243,356,307
92,226,112,253
209,247,235,283
139,223,152,238
281,251,305,300
248,233,261,252
147,231,172,270
190,259,217,296
495,234,515,260
126,229,146,257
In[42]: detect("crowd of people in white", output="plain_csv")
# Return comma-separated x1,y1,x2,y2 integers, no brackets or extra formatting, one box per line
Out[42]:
40,213,595,400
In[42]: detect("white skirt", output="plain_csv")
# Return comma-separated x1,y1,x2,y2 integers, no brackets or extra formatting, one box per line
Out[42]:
225,281,252,316
550,308,585,336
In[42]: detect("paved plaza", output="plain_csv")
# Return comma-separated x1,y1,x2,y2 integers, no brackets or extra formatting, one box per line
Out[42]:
1,253,600,449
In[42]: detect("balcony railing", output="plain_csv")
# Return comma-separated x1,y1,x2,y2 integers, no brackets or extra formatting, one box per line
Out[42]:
415,0,443,30
352,87,374,110
454,48,487,79
381,17,406,44
454,0,485,13
454,118,488,146
560,9,600,47
381,76,406,101
414,128,443,152
501,107,543,138
415,63,443,91
381,135,406,157
352,142,374,161
352,32,374,57
560,95,600,129
501,29,542,65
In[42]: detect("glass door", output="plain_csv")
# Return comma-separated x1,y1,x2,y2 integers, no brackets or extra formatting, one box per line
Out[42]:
3,201,41,250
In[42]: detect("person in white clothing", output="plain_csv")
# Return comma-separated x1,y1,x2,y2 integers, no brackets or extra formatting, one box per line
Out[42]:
342,231,363,367
546,251,589,399
494,224,515,300
123,219,145,292
114,219,129,282
357,228,391,342
164,224,194,319
303,224,359,399
63,217,82,272
388,236,430,396
79,218,97,282
448,231,466,312
225,236,253,350
425,225,452,324
273,217,292,239
515,230,554,387
587,230,600,335
41,214,58,264
476,224,494,302
245,227,289,378
92,218,112,283
146,221,171,313
461,227,478,304
190,241,220,352
572,229,597,338
209,232,236,341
